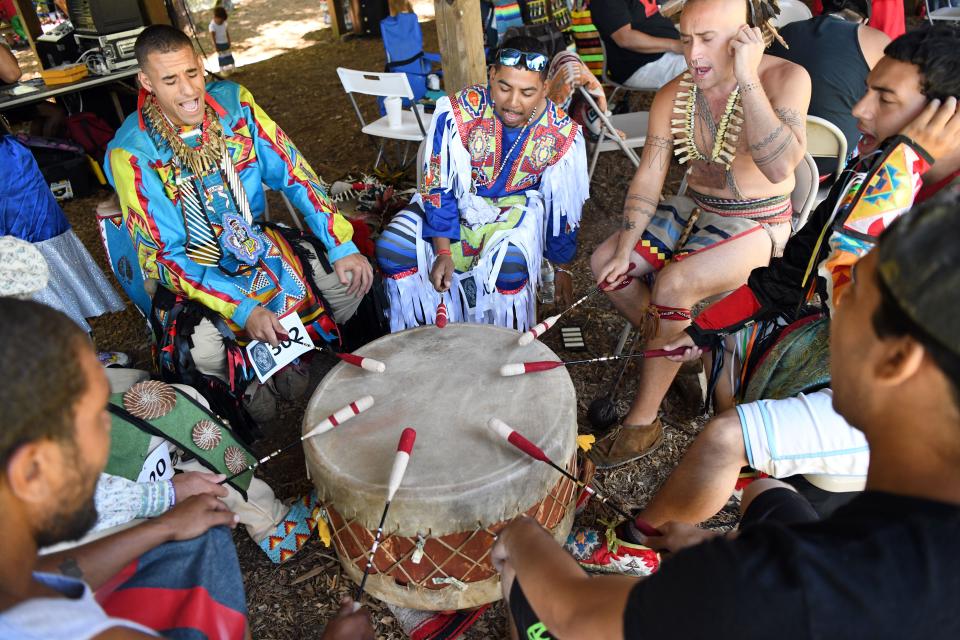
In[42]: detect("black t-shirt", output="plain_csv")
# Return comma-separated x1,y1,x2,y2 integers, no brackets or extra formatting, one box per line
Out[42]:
590,0,680,84
768,15,869,158
623,492,960,639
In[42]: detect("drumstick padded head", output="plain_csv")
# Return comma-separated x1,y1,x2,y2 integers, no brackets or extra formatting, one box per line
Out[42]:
398,427,417,454
335,352,387,373
487,418,550,463
500,363,526,377
500,361,563,376
387,427,417,501
518,315,560,346
436,301,448,328
302,395,375,439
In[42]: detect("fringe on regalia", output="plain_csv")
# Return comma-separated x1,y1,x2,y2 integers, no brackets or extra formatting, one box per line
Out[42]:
383,94,589,332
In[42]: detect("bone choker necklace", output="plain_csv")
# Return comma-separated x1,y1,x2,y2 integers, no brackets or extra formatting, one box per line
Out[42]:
671,72,744,170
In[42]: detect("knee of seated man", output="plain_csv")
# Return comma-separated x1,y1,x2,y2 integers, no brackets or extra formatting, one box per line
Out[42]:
651,262,698,305
373,229,416,278
589,233,618,277
701,409,748,461
495,246,529,294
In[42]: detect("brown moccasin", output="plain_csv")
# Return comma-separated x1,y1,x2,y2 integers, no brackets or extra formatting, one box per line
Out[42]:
589,417,664,469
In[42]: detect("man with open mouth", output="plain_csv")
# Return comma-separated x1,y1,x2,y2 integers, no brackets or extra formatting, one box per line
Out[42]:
590,0,811,467
105,25,385,429
375,35,589,332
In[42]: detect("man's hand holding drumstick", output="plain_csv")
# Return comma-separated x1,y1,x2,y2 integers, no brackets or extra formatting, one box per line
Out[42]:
431,238,456,293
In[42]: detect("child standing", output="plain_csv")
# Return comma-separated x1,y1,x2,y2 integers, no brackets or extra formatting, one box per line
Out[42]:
209,6,235,74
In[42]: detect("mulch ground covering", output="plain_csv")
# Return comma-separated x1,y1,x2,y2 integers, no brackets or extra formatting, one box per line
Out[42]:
63,20,736,639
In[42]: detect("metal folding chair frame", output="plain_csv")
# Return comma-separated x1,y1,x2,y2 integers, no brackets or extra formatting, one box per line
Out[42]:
577,86,643,181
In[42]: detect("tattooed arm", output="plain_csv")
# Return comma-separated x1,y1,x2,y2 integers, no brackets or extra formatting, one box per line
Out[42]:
739,60,811,184
613,82,677,254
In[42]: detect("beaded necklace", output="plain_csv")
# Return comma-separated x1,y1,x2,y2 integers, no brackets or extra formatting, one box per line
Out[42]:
142,93,226,179
671,72,744,170
142,93,260,269
473,104,540,191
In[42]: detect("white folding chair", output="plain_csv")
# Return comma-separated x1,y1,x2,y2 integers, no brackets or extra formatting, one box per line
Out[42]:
336,67,433,171
577,86,647,182
772,0,812,27
790,152,819,234
925,0,960,23
805,115,847,207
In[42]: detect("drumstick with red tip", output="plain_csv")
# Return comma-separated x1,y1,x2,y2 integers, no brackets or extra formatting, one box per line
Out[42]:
487,418,661,535
500,348,688,377
356,428,417,602
518,264,636,345
334,351,386,373
218,396,375,484
435,300,448,328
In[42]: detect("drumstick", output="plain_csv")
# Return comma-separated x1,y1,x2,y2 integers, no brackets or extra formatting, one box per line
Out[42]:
518,265,636,346
218,396,374,484
333,351,386,373
435,300,448,328
500,348,688,376
356,428,417,602
487,418,661,536
318,345,386,373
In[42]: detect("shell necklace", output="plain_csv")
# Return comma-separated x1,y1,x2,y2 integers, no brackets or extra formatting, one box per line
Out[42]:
473,104,540,191
671,72,744,170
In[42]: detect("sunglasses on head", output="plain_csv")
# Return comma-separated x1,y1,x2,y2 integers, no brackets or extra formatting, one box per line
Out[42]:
497,48,548,73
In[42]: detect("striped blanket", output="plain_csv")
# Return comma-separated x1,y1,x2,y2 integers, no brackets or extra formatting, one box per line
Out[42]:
96,527,247,640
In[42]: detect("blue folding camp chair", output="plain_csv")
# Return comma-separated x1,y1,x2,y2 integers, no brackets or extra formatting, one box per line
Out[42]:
380,12,441,107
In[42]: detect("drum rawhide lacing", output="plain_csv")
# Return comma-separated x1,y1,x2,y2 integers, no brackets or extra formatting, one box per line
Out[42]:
324,454,580,593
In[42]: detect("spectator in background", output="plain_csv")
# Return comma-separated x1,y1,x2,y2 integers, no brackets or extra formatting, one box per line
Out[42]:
0,38,19,84
0,40,66,137
810,0,904,41
209,5,235,74
768,0,889,176
590,0,687,89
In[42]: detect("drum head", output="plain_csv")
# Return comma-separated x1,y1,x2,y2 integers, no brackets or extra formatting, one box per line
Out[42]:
303,323,577,537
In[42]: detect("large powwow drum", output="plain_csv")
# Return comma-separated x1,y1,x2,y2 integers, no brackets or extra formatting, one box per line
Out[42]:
304,324,579,610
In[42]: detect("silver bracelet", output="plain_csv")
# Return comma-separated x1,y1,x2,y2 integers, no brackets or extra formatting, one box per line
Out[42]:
555,267,574,277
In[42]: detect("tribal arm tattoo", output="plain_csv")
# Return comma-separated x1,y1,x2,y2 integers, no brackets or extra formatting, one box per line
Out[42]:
753,107,806,167
741,78,806,179
622,193,659,229
774,106,805,130
644,135,673,172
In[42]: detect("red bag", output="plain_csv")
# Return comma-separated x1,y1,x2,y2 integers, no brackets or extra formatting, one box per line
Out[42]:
65,112,115,163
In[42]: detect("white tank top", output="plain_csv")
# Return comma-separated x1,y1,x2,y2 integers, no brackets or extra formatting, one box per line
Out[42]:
0,573,158,639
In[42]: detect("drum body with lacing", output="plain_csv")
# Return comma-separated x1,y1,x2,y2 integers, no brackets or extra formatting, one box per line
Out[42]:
303,324,578,610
